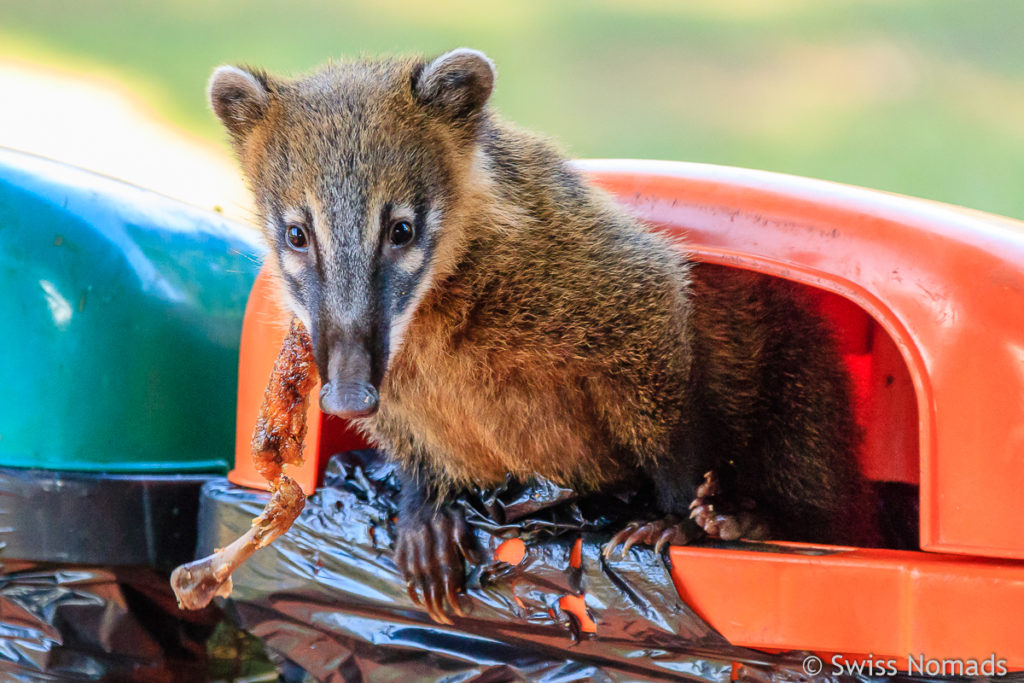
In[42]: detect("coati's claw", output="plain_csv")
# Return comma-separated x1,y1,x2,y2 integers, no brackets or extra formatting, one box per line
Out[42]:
688,470,770,541
654,527,677,554
693,469,719,500
602,516,699,558
603,522,640,559
620,522,652,557
395,505,477,624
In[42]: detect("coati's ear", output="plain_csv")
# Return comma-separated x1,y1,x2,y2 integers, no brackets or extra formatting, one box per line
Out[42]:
208,65,270,139
414,48,495,121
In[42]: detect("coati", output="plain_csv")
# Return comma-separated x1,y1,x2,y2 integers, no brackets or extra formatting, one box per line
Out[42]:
208,48,877,624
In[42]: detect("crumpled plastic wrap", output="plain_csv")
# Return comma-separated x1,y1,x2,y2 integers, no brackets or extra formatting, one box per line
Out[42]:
200,450,921,682
0,562,222,682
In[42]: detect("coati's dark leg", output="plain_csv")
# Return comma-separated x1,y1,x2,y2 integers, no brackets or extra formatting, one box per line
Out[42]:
603,432,774,557
604,431,710,557
393,468,480,624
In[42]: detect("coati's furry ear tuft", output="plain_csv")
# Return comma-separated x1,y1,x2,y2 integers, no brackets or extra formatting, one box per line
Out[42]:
414,48,495,121
208,65,270,139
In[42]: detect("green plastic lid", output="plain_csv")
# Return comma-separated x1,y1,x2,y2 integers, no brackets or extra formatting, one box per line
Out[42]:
0,148,263,473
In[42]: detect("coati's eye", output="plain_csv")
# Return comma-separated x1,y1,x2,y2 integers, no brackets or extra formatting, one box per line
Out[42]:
285,224,309,252
388,220,415,248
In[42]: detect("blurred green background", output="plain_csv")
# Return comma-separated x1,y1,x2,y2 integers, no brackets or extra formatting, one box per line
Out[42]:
1,0,1023,219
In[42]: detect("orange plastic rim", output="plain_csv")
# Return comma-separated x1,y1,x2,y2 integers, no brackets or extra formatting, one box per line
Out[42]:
231,159,1024,668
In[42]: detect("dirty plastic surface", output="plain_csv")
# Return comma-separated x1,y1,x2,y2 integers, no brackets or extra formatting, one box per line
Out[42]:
200,451,929,681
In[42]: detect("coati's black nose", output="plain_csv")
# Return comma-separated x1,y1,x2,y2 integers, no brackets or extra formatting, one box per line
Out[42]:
319,381,379,419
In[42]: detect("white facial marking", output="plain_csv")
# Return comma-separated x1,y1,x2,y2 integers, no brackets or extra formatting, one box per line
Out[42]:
388,206,442,358
270,213,306,280
279,284,312,332
281,208,305,228
398,246,425,274
304,190,333,259
267,211,312,330
389,204,421,273
279,251,305,279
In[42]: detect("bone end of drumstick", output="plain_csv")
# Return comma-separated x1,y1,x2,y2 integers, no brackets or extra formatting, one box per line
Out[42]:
170,526,259,610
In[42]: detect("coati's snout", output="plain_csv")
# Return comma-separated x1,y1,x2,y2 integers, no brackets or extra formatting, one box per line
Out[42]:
317,341,379,419
319,381,378,419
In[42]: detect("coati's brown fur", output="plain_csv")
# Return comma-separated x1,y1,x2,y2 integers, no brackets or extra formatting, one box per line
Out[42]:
209,49,877,623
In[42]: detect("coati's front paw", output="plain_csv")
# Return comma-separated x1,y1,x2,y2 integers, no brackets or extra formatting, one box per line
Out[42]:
688,470,770,541
394,504,479,625
602,516,701,558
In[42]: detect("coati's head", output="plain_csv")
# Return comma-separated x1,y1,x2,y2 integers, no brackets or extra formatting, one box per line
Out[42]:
208,49,496,419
